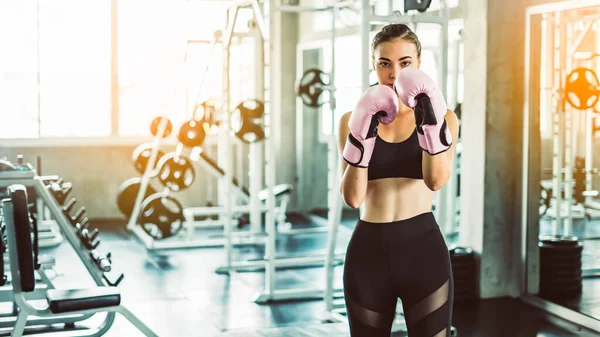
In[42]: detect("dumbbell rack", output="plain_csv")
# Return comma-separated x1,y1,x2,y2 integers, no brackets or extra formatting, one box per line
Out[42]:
0,170,123,288
0,170,123,333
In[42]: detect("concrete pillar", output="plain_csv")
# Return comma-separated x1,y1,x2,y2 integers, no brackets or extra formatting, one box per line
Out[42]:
270,7,299,195
459,0,562,298
276,12,300,190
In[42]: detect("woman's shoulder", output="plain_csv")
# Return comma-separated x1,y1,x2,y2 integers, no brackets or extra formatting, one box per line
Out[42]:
339,111,352,126
341,111,352,120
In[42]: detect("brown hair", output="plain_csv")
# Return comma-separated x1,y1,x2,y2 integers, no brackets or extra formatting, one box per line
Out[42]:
371,24,422,58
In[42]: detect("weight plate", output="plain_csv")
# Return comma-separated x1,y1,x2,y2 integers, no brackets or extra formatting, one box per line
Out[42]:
231,100,266,144
542,259,583,272
565,67,600,110
540,265,582,279
539,234,579,246
451,260,476,272
116,178,157,218
540,257,582,269
454,278,477,291
139,192,184,240
178,119,207,148
296,68,329,108
449,246,475,261
234,99,264,119
539,242,583,253
540,282,582,296
150,116,173,138
132,143,164,176
452,267,476,280
156,152,195,191
234,122,265,144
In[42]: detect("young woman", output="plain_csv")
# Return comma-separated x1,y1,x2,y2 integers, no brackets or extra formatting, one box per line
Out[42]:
337,24,460,337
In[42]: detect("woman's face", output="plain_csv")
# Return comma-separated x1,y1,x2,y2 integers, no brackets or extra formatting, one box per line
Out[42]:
372,38,420,88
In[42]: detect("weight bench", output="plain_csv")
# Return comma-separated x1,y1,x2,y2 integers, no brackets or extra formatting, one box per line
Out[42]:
3,185,158,337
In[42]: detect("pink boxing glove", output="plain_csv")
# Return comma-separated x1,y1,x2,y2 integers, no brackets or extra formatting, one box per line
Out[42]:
343,85,398,168
394,68,452,155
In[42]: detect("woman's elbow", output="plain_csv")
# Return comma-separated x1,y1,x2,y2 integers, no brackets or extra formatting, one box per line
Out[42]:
340,189,363,209
424,176,446,191
344,197,362,209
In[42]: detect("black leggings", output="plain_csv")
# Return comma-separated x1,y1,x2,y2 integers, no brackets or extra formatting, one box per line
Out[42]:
343,212,453,337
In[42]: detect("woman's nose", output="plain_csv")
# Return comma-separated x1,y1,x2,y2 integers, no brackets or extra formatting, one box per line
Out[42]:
390,65,400,78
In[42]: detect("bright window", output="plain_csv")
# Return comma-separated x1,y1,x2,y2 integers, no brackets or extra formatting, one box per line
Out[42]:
117,1,231,137
0,1,232,140
38,1,111,137
0,2,41,138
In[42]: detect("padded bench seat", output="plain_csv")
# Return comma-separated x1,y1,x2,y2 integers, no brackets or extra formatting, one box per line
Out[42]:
46,287,121,314
257,184,293,202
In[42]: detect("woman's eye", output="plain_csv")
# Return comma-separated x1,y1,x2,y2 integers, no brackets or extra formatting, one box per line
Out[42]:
380,62,389,67
401,61,411,67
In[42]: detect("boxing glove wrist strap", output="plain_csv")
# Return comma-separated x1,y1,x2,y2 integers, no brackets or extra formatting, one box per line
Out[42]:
343,133,376,168
418,120,452,156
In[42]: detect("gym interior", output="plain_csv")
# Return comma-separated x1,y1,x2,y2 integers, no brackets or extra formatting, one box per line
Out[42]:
2,0,600,336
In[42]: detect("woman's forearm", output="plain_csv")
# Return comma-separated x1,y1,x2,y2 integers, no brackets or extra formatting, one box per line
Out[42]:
340,166,369,208
421,152,452,191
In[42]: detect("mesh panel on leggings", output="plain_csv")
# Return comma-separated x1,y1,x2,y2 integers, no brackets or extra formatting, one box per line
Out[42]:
345,292,393,329
405,279,450,337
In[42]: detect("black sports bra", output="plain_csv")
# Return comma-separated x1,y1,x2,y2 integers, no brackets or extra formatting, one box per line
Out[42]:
368,128,424,181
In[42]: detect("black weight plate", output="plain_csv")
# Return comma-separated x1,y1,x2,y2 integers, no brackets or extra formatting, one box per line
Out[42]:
139,193,184,240
451,258,476,270
540,248,582,259
450,246,475,261
116,178,157,218
539,234,579,246
452,266,476,279
540,255,582,267
540,265,582,279
234,122,265,144
150,116,173,138
178,119,206,148
540,258,582,272
454,280,477,292
296,68,329,107
233,99,264,119
454,290,477,302
540,255,582,268
540,282,582,295
539,242,583,254
541,275,583,287
132,143,164,176
404,0,433,12
540,252,582,266
454,286,477,296
540,249,583,260
230,100,266,144
156,153,195,191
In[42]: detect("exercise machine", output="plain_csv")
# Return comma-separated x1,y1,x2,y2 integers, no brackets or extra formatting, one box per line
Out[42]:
2,184,157,337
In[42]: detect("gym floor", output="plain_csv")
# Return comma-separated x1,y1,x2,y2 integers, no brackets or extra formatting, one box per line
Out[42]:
25,213,599,337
